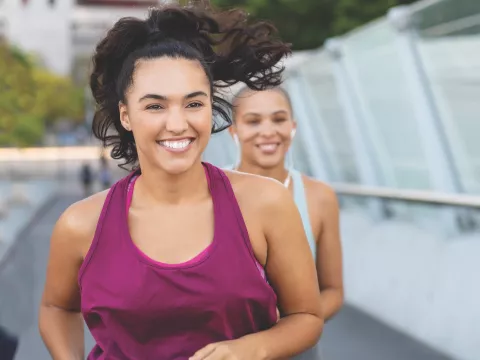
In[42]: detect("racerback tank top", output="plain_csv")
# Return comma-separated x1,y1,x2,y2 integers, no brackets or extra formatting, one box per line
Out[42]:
78,162,277,360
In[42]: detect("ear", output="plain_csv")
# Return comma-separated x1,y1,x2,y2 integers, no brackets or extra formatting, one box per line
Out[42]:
228,125,236,138
291,121,297,139
228,125,240,145
119,101,131,132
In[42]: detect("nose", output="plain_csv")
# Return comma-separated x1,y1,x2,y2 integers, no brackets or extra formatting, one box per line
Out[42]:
259,121,276,138
165,108,188,135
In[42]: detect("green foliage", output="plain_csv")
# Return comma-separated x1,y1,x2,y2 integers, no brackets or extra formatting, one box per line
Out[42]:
0,114,45,147
0,42,38,147
212,0,335,50
0,41,84,147
333,0,416,34
211,0,417,50
32,69,85,125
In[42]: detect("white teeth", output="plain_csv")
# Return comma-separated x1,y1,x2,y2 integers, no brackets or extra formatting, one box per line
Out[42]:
259,144,277,151
158,139,192,149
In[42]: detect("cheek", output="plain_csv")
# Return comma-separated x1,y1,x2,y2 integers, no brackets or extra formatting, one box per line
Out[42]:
133,116,161,141
190,109,213,135
237,126,257,143
238,131,258,155
279,124,294,142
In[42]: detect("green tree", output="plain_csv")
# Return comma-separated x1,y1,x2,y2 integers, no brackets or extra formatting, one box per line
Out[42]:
0,114,45,147
212,0,335,50
32,69,85,126
333,0,416,34
0,42,41,146
0,40,85,147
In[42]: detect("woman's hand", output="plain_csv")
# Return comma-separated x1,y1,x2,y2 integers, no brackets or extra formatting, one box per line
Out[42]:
190,338,265,360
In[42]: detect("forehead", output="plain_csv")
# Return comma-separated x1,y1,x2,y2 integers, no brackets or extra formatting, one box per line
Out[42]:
235,89,291,115
129,57,210,98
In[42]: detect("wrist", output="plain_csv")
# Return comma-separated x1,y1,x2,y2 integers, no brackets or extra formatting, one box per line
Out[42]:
255,343,269,360
240,333,270,360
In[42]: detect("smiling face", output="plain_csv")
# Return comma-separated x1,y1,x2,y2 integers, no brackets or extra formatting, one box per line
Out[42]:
119,57,213,175
231,88,296,169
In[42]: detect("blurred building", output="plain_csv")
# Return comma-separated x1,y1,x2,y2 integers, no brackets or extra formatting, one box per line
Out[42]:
0,0,165,80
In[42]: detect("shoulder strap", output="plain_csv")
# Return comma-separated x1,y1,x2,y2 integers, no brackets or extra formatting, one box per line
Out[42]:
78,179,122,286
222,164,235,171
204,163,261,268
290,169,316,259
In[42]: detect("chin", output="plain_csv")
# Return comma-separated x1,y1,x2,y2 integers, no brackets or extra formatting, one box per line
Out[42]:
157,157,197,175
256,157,284,169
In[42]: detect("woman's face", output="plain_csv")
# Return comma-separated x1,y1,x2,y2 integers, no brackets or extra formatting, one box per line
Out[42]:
119,57,212,175
231,89,296,169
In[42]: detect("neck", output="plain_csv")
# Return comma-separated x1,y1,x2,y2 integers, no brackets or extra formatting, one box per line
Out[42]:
136,161,208,205
236,161,289,185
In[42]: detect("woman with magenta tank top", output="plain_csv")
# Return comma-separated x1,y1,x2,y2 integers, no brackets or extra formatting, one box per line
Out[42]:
38,2,323,360
228,87,344,358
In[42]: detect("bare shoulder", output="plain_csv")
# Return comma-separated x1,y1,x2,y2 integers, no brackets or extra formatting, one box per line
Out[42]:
223,169,293,209
302,175,339,210
53,190,110,257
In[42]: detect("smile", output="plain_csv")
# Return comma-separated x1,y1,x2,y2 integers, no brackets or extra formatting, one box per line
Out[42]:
256,143,280,154
156,138,194,152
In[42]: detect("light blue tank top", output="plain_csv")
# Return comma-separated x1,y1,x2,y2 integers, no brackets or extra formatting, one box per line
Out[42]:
289,169,316,260
224,166,316,259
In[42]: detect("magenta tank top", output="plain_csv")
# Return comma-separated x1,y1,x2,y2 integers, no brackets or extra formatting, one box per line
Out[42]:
78,162,277,360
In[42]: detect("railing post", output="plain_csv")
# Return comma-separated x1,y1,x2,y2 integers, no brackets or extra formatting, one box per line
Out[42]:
325,38,385,219
291,70,343,181
284,73,330,181
387,5,462,234
387,5,462,193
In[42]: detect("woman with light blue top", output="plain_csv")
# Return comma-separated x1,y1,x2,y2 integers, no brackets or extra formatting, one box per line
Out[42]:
227,86,344,359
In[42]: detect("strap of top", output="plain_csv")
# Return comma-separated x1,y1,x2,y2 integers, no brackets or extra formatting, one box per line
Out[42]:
290,169,316,259
213,166,259,262
224,164,316,258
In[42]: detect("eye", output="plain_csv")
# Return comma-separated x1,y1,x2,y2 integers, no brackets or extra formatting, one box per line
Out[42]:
187,101,204,108
245,118,261,125
273,117,287,123
146,104,164,111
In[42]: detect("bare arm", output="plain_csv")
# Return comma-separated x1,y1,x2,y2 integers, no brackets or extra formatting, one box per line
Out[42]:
200,179,323,359
315,185,344,320
39,198,100,360
190,177,323,360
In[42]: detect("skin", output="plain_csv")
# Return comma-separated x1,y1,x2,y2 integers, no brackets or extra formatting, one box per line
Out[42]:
230,89,344,321
39,58,323,360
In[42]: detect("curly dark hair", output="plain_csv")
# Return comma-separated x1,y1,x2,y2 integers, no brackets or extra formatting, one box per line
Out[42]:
90,0,291,169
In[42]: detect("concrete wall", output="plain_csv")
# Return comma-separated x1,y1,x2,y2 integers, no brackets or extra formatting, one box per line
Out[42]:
341,209,479,360
0,1,160,76
3,0,74,76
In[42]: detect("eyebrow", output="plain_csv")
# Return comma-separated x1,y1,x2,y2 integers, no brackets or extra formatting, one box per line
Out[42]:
139,91,208,102
243,110,289,117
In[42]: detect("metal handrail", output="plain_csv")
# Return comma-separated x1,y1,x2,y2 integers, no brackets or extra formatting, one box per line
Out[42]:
331,183,480,208
409,0,444,13
421,13,480,37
